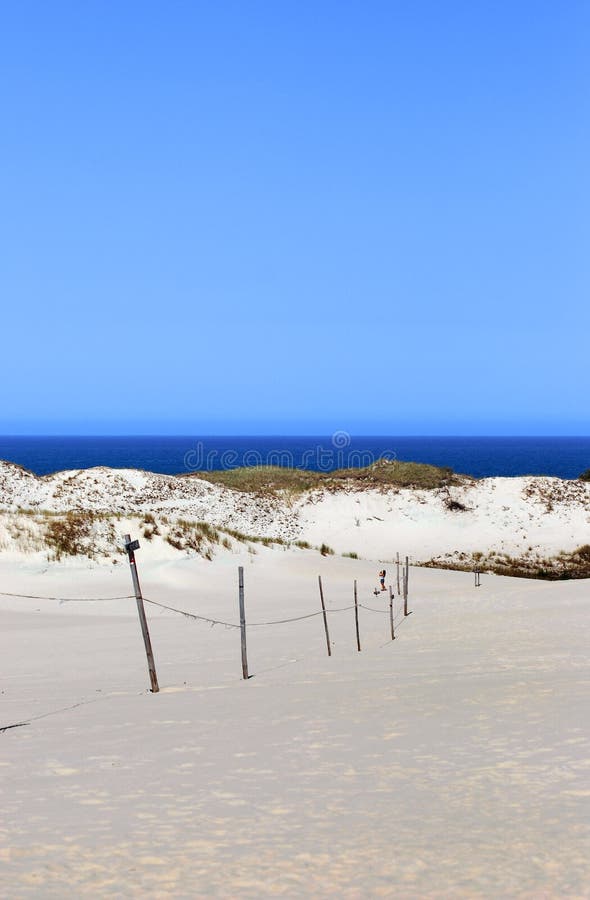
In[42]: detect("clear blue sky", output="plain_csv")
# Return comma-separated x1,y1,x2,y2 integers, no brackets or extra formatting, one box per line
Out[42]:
1,1,588,435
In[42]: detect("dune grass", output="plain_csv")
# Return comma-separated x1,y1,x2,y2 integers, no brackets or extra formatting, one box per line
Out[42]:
423,544,590,581
191,458,462,495
194,466,323,493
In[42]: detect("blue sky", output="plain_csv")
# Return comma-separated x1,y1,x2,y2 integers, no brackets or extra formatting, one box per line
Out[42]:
1,1,588,435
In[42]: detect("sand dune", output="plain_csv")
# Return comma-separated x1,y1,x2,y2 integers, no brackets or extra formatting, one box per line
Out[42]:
1,460,589,567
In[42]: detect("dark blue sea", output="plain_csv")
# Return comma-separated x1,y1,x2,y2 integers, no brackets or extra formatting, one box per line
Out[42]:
0,436,589,479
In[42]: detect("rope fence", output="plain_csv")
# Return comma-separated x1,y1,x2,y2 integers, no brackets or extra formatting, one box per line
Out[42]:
1,536,416,698
142,600,358,630
0,591,135,602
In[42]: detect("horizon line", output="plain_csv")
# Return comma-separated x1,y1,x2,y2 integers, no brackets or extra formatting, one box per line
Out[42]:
1,434,590,440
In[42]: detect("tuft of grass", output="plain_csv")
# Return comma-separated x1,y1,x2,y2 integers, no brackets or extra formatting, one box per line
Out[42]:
573,544,590,562
319,543,335,557
165,519,220,558
342,551,359,559
141,513,160,536
194,521,220,542
45,511,95,560
221,526,250,543
218,526,286,547
294,540,311,550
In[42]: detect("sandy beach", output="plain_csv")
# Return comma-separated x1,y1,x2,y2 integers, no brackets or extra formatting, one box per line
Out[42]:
1,544,589,898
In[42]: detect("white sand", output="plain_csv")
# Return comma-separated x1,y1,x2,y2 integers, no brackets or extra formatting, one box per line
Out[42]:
1,547,589,897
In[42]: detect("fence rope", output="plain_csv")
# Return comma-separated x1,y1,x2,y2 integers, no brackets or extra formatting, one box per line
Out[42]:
1,591,405,626
359,602,390,614
144,597,357,628
249,605,356,626
1,591,400,627
143,598,240,628
0,590,135,602
1,589,410,631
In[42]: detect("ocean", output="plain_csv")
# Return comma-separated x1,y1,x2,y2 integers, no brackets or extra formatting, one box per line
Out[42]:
0,435,589,480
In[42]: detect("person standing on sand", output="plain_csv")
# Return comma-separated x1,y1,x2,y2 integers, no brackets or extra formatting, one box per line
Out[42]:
379,569,386,591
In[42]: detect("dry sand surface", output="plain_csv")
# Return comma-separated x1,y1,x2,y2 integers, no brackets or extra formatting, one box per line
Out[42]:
1,548,589,898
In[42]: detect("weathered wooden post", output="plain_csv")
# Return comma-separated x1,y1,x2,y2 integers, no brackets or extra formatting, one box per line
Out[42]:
124,534,159,693
354,579,361,652
318,575,331,657
475,568,481,587
238,566,249,679
404,555,409,617
396,552,401,595
389,585,395,640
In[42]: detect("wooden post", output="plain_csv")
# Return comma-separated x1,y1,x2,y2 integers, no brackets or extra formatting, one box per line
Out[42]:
318,575,331,657
238,566,249,680
389,585,395,640
475,568,480,587
396,552,401,595
404,556,409,617
354,579,361,652
124,534,159,693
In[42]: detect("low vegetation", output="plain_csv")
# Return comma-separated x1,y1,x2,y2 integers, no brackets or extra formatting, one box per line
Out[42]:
219,525,288,547
45,511,96,560
190,458,464,496
423,544,590,581
165,520,220,559
0,506,342,562
142,511,160,541
334,459,461,491
521,477,589,512
193,466,322,494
